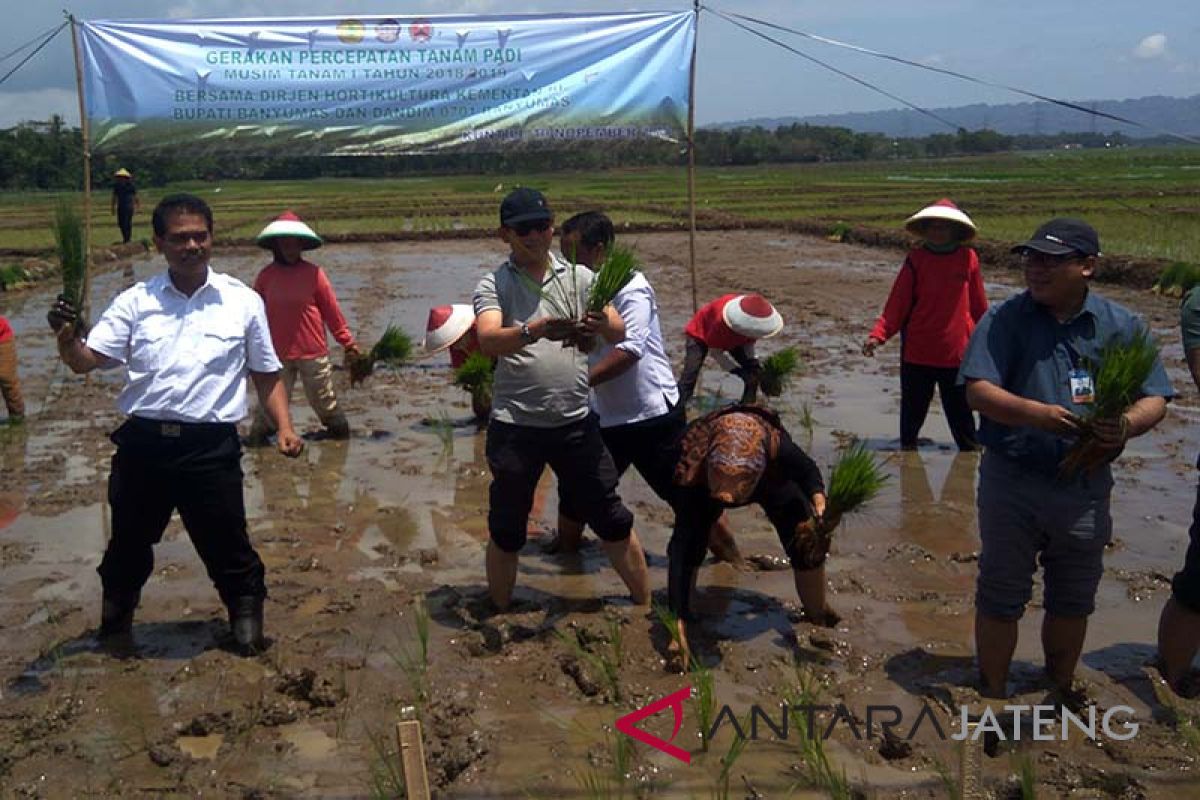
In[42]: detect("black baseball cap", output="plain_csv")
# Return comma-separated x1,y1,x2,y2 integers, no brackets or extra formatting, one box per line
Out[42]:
500,187,553,227
1011,217,1101,257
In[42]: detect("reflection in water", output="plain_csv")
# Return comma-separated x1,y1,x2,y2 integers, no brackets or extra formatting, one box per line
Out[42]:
898,451,978,556
0,423,29,531
254,439,350,535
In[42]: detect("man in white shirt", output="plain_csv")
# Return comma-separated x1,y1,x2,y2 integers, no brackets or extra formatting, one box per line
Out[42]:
48,193,302,655
552,212,741,564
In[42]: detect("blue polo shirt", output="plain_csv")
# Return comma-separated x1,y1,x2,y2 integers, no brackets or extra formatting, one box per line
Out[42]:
958,288,1173,477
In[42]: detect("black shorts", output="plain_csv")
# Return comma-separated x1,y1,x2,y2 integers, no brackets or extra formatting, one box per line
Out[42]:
485,415,634,553
1172,477,1200,613
559,410,685,521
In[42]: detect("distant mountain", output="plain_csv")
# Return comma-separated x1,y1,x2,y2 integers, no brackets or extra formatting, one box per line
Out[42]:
713,94,1200,139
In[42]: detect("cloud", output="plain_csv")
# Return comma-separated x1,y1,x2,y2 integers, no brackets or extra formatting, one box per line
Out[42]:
0,89,79,128
1133,33,1167,60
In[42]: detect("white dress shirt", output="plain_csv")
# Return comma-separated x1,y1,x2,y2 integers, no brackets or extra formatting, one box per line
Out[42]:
588,272,680,427
87,267,282,423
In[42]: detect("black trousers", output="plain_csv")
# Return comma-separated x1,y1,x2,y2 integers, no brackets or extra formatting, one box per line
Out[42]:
117,205,134,244
899,362,978,451
99,417,266,608
676,336,760,409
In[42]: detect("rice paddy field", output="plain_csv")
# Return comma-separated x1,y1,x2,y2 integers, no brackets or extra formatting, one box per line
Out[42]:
1,146,1199,265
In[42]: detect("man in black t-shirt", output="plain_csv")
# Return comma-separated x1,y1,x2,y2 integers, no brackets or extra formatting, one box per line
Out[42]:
111,168,140,244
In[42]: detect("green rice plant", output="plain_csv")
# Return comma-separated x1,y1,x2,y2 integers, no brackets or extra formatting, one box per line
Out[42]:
0,263,28,289
1014,753,1037,800
799,402,816,439
826,222,852,243
514,262,579,321
931,755,961,799
691,659,716,753
388,598,432,707
760,347,801,397
555,618,624,703
574,726,634,799
784,665,853,800
586,244,640,313
363,724,407,800
370,325,412,365
1059,330,1160,478
1152,261,1200,297
826,439,888,518
712,713,750,800
52,200,86,311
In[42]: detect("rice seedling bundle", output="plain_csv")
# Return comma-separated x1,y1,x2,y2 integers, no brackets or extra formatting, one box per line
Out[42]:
453,351,494,394
585,244,639,314
825,440,887,519
370,325,412,365
350,325,412,385
1059,330,1159,478
760,347,801,397
52,200,86,312
1152,262,1200,298
514,264,579,321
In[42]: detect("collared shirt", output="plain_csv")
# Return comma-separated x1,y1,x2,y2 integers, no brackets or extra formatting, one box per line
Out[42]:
87,267,282,423
959,288,1173,477
588,272,679,427
473,252,593,428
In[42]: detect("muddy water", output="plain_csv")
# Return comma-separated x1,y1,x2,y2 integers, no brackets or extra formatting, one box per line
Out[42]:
2,232,1199,797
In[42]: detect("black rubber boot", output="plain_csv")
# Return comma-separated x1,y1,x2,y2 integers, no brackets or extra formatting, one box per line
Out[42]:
325,412,351,440
229,595,266,656
99,592,139,639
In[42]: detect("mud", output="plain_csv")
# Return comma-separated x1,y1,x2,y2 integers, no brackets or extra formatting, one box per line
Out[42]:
2,231,1199,798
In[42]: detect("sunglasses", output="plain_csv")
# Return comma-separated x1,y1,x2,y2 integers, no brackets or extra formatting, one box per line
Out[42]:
512,220,551,236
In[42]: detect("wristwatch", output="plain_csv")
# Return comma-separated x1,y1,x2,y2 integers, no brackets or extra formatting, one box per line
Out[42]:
520,322,535,344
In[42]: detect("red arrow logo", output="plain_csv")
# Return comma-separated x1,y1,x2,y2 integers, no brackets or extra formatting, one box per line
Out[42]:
615,685,692,764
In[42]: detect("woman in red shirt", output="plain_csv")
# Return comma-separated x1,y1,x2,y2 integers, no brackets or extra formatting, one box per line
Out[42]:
676,293,783,410
863,199,987,451
248,212,359,442
0,315,23,423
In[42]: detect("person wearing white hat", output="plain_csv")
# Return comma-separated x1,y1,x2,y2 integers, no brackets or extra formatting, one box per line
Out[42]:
248,211,360,443
110,168,140,244
420,303,492,420
676,292,783,410
863,198,987,451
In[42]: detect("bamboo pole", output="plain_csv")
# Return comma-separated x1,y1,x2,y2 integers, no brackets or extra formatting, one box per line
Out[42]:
686,0,700,313
395,719,431,800
67,12,93,322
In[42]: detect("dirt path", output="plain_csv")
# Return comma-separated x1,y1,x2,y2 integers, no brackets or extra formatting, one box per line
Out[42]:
1,232,1198,798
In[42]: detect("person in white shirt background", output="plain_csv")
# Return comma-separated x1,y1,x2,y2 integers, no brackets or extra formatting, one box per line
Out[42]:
47,193,303,656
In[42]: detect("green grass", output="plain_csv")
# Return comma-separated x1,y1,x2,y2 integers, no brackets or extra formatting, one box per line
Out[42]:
4,149,1200,264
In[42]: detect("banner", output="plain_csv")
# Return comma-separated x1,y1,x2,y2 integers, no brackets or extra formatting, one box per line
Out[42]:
79,12,694,155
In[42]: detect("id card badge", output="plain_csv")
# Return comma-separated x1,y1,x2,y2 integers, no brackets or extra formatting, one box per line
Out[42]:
1068,368,1095,405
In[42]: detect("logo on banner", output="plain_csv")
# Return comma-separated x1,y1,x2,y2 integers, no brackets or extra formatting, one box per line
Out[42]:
336,19,365,45
409,20,434,43
375,19,401,44
615,685,692,764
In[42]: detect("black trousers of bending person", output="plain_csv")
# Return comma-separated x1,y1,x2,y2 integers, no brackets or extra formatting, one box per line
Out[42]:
676,336,761,410
99,417,266,609
117,204,134,244
899,361,978,451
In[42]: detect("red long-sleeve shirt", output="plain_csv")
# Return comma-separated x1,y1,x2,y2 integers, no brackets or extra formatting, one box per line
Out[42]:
684,294,754,351
868,246,987,368
253,260,354,361
0,316,12,344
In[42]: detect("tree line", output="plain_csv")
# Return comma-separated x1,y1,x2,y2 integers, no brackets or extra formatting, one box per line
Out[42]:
0,114,1141,190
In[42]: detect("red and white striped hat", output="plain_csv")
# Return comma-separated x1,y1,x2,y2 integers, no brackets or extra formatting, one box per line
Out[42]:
722,294,783,339
255,211,323,250
419,304,475,356
904,198,977,240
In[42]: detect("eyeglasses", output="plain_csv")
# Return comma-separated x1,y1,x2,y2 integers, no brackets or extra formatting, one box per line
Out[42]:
163,230,211,246
1020,251,1083,268
512,220,551,236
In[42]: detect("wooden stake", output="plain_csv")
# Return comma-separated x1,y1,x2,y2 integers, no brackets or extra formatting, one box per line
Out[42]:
67,12,94,322
686,0,700,313
395,719,431,800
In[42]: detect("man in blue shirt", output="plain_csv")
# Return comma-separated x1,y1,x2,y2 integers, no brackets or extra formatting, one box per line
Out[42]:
959,218,1172,714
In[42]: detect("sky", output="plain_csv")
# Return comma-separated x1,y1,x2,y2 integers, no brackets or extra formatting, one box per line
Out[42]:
1,0,1196,129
